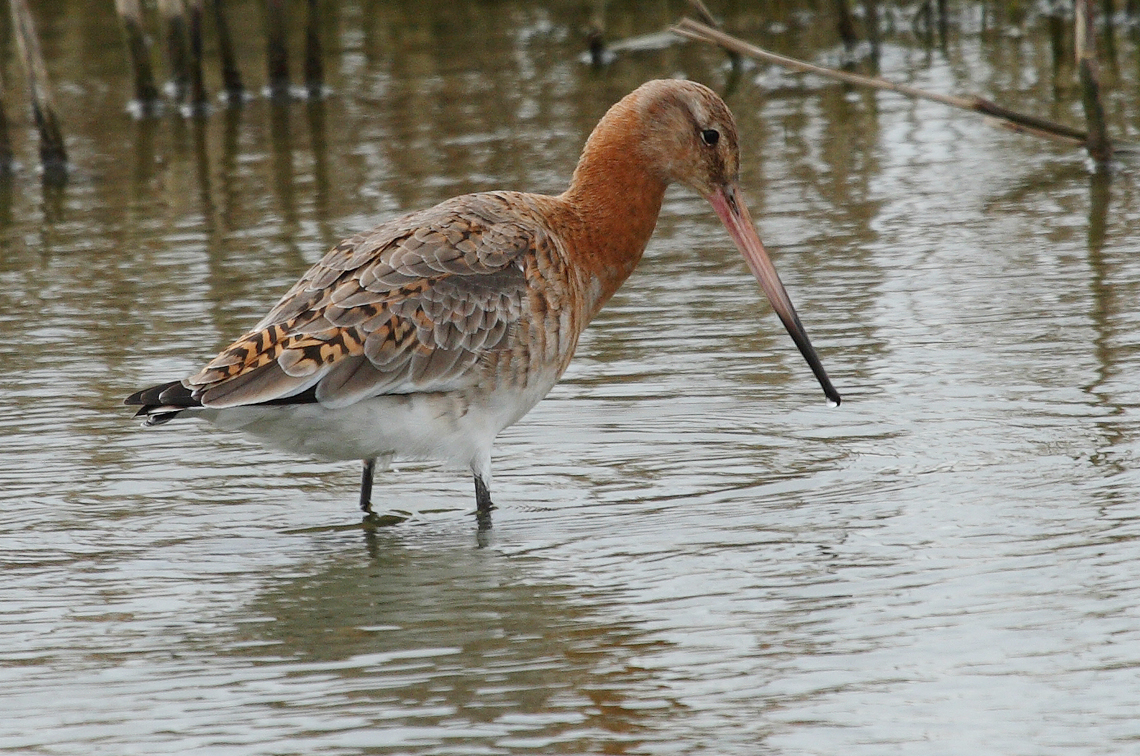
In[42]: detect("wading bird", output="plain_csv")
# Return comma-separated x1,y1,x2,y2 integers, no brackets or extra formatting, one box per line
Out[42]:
126,79,840,522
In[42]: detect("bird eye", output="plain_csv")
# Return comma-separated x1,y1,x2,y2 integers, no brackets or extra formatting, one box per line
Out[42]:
700,128,720,146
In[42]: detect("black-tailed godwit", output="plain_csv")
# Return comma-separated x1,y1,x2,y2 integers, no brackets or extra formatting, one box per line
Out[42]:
126,79,840,521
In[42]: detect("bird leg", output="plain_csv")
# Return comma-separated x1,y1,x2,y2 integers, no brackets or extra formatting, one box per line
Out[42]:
474,474,493,513
473,474,493,531
360,457,376,513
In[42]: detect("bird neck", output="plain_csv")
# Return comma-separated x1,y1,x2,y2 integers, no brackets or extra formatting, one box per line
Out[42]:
558,108,669,321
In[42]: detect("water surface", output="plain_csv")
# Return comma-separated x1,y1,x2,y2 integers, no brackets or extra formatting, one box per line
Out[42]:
2,1,1140,754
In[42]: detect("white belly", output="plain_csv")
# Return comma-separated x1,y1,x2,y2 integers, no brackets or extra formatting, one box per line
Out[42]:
198,373,559,475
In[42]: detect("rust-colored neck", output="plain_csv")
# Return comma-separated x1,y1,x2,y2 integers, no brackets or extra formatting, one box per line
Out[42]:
554,99,669,321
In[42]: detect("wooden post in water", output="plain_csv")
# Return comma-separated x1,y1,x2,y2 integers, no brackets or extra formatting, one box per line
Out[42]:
686,0,742,74
1100,0,1119,71
865,0,881,69
834,0,859,53
9,0,67,174
159,0,190,103
936,0,949,48
186,0,209,113
114,0,161,113
1048,3,1068,72
212,0,245,103
304,0,323,98
584,1,609,68
1076,0,1112,163
0,70,14,174
913,0,934,45
585,25,607,68
1130,0,1140,84
266,0,291,99
1129,0,1140,66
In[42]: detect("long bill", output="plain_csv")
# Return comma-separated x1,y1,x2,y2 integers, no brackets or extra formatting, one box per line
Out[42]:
708,183,841,406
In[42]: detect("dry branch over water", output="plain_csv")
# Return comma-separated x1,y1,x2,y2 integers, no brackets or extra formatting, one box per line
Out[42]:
672,17,1126,157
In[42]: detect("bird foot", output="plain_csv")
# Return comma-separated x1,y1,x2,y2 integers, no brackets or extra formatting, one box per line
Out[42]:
362,510,410,528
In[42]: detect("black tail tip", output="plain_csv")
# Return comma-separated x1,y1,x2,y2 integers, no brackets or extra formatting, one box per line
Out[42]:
124,380,196,408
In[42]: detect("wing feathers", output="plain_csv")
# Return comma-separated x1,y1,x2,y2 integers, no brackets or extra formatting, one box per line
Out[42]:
181,192,549,410
314,355,396,408
198,362,320,408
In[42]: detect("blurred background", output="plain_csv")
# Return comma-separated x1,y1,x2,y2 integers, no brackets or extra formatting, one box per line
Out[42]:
1,1,1139,754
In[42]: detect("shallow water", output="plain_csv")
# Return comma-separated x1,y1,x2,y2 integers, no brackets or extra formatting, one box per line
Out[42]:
2,1,1140,754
